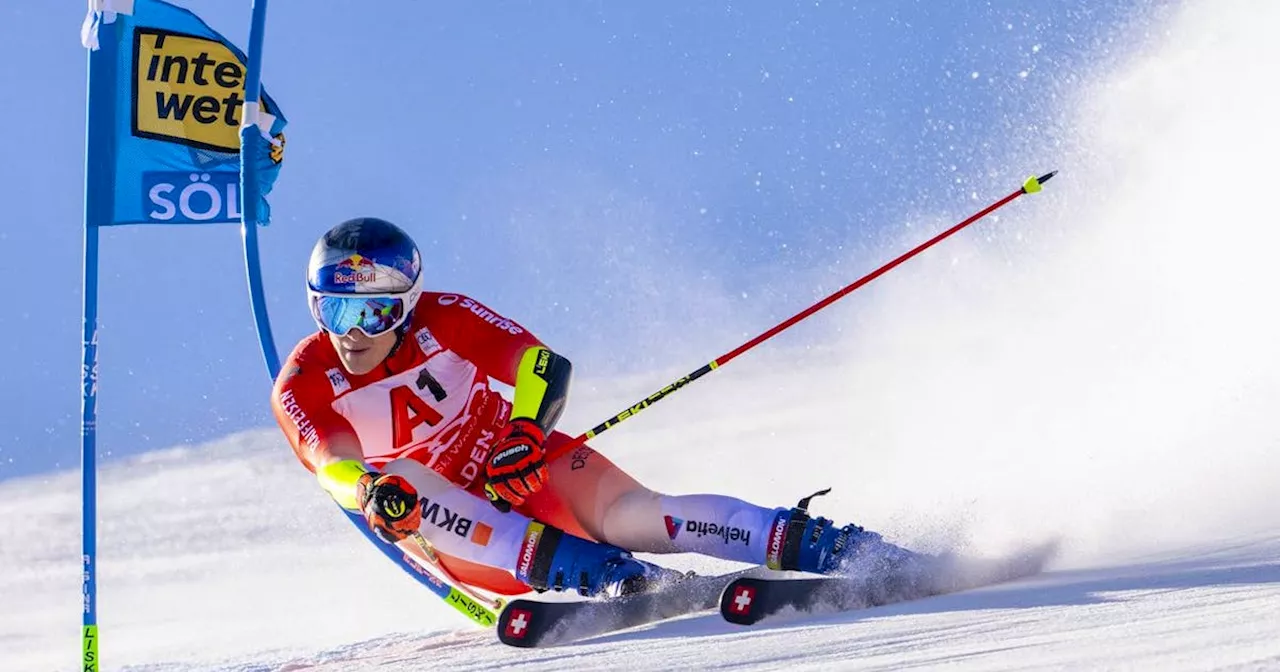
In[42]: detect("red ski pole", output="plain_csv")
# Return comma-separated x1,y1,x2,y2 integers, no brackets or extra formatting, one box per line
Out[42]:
546,171,1056,463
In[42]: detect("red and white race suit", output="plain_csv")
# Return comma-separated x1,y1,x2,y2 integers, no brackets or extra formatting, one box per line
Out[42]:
273,292,786,595
273,292,558,593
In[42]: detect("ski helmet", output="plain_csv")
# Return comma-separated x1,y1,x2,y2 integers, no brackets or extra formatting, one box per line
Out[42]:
306,217,423,337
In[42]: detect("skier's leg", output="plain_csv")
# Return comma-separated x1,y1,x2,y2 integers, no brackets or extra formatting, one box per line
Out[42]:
381,458,676,596
534,433,784,564
535,433,924,574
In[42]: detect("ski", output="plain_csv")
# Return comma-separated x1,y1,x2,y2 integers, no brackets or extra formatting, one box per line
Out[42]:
497,569,755,648
720,541,1058,626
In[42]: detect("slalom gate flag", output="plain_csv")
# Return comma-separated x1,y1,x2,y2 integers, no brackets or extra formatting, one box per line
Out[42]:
81,0,286,227
80,2,288,668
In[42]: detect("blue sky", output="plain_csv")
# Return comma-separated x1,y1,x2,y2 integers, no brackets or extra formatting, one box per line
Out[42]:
0,0,1147,479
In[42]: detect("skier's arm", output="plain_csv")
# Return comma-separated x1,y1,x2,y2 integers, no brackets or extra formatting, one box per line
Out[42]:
485,346,573,505
429,294,572,433
271,362,369,511
509,345,572,435
272,358,422,543
429,294,574,505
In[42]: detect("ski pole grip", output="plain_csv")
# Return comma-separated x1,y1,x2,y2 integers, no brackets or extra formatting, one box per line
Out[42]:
485,482,513,513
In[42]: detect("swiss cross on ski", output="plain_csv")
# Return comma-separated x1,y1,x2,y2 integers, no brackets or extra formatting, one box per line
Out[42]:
505,609,532,639
730,585,756,615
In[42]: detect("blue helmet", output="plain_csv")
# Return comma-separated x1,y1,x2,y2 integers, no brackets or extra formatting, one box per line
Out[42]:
306,217,423,337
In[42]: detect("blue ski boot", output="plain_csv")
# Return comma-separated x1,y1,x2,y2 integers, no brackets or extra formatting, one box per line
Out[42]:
519,524,683,598
767,488,928,578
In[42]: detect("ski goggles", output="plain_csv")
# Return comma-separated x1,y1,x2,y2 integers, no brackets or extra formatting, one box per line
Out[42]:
308,290,416,337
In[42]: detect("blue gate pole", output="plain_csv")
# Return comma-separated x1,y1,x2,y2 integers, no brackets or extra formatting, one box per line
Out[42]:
232,0,480,608
81,12,120,671
240,0,281,377
80,228,100,672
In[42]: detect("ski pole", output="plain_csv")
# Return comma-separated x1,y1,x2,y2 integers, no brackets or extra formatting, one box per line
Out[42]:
405,531,505,626
546,171,1057,464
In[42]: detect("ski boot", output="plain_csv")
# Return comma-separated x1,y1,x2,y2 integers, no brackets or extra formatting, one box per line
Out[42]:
767,488,929,580
521,525,684,598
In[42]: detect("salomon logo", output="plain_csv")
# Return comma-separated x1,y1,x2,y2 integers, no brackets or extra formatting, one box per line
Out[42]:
516,522,545,584
766,512,789,569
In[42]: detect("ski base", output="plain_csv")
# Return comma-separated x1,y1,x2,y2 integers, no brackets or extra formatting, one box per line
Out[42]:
497,569,754,648
721,541,1058,626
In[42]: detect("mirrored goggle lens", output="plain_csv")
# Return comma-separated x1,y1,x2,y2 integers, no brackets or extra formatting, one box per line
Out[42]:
311,295,406,336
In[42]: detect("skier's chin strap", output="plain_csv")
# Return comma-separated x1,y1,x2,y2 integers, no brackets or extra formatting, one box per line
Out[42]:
384,310,414,360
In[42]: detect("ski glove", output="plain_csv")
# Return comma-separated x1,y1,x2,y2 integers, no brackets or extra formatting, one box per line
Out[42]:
485,419,549,507
356,472,422,544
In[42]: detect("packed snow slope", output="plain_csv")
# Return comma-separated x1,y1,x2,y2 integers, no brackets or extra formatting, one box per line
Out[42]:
5,0,1280,669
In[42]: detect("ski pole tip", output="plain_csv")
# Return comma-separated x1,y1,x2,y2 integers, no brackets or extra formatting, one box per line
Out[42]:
1022,170,1057,194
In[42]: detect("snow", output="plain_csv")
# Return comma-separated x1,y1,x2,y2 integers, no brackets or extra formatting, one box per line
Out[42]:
8,457,1277,672
6,0,1280,669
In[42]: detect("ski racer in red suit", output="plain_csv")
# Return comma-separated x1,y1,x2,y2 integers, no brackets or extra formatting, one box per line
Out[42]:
273,217,921,598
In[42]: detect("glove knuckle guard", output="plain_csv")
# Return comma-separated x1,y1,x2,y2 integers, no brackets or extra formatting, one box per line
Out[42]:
356,472,422,543
494,482,522,505
485,417,551,506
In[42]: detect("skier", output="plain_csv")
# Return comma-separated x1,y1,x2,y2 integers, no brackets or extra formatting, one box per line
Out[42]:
272,217,920,599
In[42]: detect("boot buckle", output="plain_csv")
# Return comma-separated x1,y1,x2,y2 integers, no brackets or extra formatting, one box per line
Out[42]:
794,487,832,514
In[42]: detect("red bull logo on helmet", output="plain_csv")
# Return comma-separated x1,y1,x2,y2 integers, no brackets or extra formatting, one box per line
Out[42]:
333,254,378,285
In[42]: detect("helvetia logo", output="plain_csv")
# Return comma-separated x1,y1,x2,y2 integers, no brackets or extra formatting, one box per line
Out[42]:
683,519,752,546
133,28,274,153
664,515,684,540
